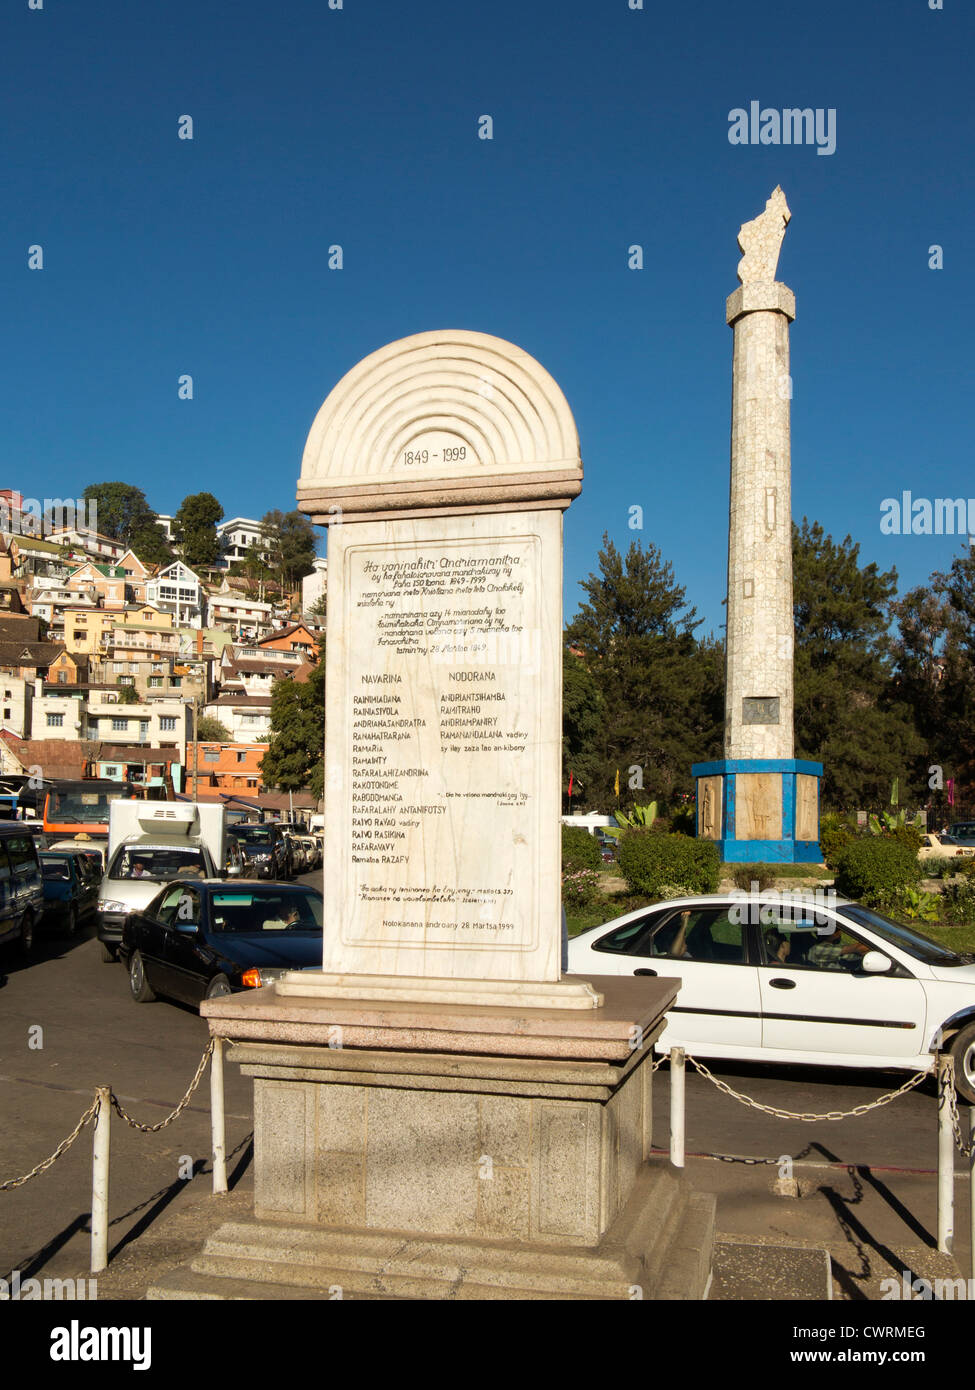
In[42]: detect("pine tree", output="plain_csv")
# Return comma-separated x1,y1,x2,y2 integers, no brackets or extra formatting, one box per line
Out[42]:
564,534,723,809
792,518,921,809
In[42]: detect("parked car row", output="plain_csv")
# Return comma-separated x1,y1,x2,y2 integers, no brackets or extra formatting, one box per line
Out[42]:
0,823,105,956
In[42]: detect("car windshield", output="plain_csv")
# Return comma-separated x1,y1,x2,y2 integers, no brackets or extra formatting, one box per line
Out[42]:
842,905,970,965
233,826,273,845
41,858,71,881
208,890,322,933
48,792,116,823
109,848,206,881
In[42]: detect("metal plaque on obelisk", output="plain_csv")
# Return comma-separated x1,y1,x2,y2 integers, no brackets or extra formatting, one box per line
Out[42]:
693,189,822,861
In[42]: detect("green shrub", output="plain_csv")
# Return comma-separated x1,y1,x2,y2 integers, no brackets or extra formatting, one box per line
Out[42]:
669,804,696,836
835,838,921,905
960,857,975,881
924,857,965,880
617,830,720,897
891,886,940,922
887,824,924,854
819,825,854,870
561,825,601,873
731,863,777,893
941,880,975,925
561,868,601,909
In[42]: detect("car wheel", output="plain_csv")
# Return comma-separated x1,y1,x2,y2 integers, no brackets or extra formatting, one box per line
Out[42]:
63,905,78,939
19,912,34,958
100,942,118,963
129,950,156,1003
949,1022,975,1105
205,974,232,1000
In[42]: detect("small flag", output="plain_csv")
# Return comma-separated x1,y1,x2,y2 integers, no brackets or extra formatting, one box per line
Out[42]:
567,772,574,798
614,769,620,797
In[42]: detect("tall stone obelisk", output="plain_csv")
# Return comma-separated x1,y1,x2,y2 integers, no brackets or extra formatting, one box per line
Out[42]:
693,189,822,861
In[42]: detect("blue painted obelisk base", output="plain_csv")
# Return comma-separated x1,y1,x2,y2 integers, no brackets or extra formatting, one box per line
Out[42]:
691,759,823,864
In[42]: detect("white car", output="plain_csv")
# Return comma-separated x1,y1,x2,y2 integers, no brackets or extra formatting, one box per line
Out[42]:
919,833,975,861
567,893,975,1101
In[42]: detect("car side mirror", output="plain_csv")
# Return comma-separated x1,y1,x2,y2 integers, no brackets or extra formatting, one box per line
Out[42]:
861,951,892,974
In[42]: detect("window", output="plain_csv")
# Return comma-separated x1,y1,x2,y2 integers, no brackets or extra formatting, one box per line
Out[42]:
3,708,10,720
46,713,64,728
236,752,246,763
160,717,176,731
58,671,68,684
640,910,747,964
204,751,220,762
112,718,128,732
170,677,182,688
761,920,873,974
148,676,162,688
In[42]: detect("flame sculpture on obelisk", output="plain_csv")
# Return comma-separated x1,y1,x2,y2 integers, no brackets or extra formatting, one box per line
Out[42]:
693,188,822,862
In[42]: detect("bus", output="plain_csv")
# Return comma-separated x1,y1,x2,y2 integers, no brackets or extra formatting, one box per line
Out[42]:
42,780,168,842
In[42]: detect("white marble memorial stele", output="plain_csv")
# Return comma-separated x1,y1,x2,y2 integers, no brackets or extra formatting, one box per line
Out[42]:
278,331,601,1008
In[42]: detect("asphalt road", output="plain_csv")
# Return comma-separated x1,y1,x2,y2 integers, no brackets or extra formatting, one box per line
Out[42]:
1,869,970,1295
0,870,322,1289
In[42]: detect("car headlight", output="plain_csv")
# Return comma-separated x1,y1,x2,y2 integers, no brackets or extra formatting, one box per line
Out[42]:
98,900,132,913
241,966,290,988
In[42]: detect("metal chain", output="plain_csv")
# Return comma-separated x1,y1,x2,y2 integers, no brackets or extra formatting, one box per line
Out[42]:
110,1039,214,1133
940,1058,975,1158
688,1055,931,1121
0,1094,101,1191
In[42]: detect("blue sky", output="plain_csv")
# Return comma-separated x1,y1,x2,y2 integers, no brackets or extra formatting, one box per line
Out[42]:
2,0,972,635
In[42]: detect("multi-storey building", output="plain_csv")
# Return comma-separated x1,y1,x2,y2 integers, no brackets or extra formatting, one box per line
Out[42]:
144,561,205,628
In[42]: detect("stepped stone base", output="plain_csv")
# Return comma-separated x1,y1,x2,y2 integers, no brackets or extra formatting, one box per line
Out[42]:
154,975,715,1300
149,1167,714,1301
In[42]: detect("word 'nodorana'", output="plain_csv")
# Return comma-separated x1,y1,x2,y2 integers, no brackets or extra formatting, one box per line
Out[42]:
0,1270,96,1300
728,102,836,156
880,492,975,539
50,1322,150,1371
729,887,837,927
0,498,98,539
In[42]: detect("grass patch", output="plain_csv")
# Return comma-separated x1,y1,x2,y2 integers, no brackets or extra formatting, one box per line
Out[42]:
719,862,831,879
912,921,975,954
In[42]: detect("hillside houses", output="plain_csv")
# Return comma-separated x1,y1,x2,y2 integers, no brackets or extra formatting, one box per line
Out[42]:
0,511,322,801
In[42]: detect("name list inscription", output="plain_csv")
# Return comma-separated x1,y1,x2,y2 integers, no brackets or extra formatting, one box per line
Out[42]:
344,538,539,949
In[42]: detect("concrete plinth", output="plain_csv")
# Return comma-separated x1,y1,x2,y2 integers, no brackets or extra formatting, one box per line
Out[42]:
692,757,823,863
149,976,714,1301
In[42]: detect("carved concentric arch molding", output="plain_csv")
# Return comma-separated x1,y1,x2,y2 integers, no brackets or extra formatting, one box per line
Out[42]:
297,329,582,524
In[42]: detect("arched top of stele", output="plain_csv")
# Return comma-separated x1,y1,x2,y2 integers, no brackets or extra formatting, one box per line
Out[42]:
296,329,582,524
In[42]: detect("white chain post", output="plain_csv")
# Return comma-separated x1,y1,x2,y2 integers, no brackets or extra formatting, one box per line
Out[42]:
90,1086,111,1275
211,1037,228,1194
670,1047,686,1168
938,1054,954,1254
970,1103,975,1282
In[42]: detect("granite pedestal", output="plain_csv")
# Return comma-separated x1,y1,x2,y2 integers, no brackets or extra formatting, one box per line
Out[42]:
149,976,714,1300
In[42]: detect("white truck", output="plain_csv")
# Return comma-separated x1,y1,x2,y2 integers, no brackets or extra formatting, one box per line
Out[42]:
96,802,235,961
